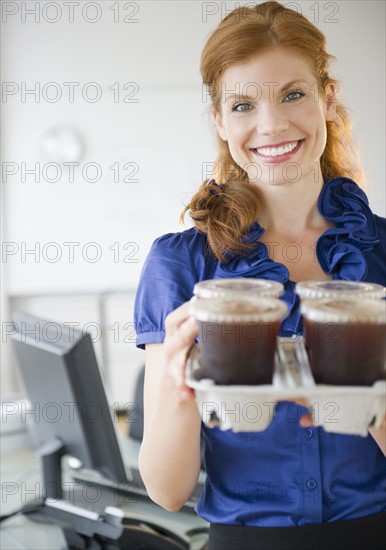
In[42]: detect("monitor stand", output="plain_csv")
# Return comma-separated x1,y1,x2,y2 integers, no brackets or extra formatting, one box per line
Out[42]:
39,437,66,499
32,438,130,547
32,438,190,549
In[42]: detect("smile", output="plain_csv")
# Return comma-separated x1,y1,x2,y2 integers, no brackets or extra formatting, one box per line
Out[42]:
252,140,303,158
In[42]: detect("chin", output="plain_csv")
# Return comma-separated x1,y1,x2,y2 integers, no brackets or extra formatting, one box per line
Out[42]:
251,177,296,188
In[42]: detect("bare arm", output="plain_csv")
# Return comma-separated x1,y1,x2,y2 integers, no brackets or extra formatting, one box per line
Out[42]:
138,302,202,512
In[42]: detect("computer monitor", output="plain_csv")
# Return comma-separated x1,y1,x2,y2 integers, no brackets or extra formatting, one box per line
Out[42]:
11,311,130,500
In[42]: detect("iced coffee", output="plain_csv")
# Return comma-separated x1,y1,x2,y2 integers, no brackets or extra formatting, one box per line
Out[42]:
190,296,288,385
301,298,386,386
194,278,284,299
296,280,385,300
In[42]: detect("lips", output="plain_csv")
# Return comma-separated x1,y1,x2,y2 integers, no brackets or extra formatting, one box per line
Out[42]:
251,139,304,160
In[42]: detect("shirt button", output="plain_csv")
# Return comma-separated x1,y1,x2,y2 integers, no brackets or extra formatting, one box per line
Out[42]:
306,478,318,490
304,428,314,438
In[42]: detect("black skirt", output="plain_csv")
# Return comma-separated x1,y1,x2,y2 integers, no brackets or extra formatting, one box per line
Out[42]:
208,512,386,550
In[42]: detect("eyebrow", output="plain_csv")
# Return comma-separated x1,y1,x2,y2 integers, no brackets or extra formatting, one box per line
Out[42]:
223,79,309,102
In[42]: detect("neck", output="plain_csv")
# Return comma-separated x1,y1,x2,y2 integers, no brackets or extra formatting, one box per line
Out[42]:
256,176,327,236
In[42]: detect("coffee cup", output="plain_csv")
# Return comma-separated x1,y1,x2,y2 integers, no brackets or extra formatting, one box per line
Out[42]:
190,296,288,385
301,298,386,386
296,280,385,301
194,278,284,299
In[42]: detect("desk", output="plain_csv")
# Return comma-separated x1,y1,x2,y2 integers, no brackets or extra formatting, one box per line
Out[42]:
0,448,209,549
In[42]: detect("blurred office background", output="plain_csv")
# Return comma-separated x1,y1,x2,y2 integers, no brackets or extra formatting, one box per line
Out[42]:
1,1,385,411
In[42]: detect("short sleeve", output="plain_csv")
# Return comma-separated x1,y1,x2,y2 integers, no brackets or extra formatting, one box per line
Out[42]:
134,231,200,349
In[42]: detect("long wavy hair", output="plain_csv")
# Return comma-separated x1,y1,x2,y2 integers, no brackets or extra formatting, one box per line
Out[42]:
181,1,364,262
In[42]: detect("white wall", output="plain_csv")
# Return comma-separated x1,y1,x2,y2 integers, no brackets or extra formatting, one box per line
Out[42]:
1,1,218,293
1,1,385,397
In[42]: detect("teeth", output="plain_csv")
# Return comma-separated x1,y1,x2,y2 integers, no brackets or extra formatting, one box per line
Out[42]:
256,141,299,157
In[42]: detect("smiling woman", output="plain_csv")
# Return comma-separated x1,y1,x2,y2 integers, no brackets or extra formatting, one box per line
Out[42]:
134,2,386,550
183,4,363,262
213,49,336,185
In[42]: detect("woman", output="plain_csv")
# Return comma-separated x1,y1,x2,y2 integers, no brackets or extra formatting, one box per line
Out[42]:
134,2,386,548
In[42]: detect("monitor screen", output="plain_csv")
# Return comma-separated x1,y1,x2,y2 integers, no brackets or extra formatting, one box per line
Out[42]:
11,311,130,498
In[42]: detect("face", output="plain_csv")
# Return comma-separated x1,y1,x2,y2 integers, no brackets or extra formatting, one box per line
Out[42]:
214,48,336,188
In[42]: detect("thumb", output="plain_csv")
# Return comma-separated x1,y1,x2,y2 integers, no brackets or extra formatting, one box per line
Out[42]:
299,412,314,427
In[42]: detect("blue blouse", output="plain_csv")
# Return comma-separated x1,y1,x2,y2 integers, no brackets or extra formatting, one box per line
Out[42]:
134,177,386,526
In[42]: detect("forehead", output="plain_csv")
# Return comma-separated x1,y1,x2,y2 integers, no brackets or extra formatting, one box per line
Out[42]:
220,48,316,87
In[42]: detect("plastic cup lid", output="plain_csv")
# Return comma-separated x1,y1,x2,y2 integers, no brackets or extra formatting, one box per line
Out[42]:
296,280,385,300
190,295,288,323
301,298,386,323
194,278,284,298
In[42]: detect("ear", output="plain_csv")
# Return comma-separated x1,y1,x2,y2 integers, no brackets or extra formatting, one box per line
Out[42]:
324,82,338,121
213,108,228,141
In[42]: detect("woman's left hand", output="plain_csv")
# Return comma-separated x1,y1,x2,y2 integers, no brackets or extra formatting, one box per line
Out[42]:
288,399,386,456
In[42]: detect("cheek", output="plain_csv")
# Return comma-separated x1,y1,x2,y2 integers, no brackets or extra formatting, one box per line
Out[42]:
299,104,327,138
227,121,255,149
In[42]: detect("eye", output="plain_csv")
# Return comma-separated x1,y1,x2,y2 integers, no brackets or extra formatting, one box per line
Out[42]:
231,102,253,113
283,90,305,102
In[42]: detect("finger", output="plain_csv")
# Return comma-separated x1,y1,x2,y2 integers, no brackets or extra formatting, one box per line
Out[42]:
287,398,314,426
165,316,198,386
179,384,196,402
165,315,198,357
164,300,194,336
276,397,314,427
167,351,196,399
299,413,314,427
168,339,196,387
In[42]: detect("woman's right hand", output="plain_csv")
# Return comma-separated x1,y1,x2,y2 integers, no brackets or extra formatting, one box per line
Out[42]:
163,300,198,402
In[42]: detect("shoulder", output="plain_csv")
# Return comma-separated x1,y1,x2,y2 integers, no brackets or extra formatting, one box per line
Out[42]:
149,227,207,256
137,226,213,294
146,227,210,274
134,228,211,347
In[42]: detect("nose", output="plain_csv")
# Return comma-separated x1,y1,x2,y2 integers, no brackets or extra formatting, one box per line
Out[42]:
256,103,289,136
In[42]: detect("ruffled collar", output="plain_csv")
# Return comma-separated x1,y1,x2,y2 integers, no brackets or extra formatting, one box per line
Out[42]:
316,177,378,280
214,221,289,283
213,177,379,283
